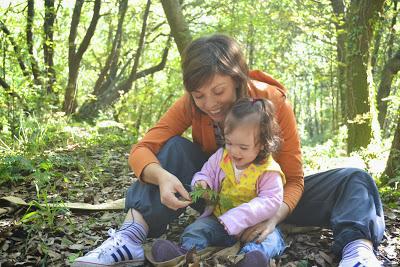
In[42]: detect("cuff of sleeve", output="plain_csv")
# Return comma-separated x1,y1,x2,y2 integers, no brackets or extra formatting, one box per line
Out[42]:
283,198,297,213
128,147,160,181
218,215,235,236
191,176,213,189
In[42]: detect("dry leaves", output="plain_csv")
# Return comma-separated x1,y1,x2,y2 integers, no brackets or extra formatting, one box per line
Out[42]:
0,144,399,266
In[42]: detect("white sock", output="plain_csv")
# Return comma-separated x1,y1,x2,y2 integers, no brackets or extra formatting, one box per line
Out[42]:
118,221,147,244
339,239,381,267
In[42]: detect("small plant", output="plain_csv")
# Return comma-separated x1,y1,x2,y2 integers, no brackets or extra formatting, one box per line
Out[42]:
190,185,219,204
190,185,234,212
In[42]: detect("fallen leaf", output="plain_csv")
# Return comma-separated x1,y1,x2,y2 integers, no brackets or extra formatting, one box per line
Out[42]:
69,244,84,251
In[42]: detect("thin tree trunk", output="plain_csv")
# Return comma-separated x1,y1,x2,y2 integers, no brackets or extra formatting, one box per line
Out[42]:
26,0,42,86
330,42,337,131
63,0,101,114
377,50,400,129
377,0,398,129
0,20,31,79
93,0,128,95
345,0,385,154
382,112,400,184
314,85,319,136
246,0,255,69
44,0,56,94
76,0,172,120
330,0,346,125
371,19,383,76
161,0,192,55
0,76,9,89
306,86,314,138
247,22,255,69
385,0,398,61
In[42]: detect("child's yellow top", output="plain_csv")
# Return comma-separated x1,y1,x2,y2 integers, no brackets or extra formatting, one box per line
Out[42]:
213,149,285,217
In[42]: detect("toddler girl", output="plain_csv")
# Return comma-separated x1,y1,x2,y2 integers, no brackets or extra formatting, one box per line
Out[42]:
152,98,286,266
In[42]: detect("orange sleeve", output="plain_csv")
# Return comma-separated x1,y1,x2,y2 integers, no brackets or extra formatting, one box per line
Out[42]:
275,98,304,212
128,94,192,179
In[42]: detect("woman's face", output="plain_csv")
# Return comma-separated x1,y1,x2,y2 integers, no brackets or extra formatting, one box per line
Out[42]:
191,74,237,123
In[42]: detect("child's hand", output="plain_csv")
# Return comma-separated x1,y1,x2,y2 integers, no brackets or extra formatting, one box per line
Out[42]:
194,180,208,190
194,180,211,199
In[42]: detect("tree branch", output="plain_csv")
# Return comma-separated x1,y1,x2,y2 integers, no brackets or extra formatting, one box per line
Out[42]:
76,0,101,60
0,20,30,78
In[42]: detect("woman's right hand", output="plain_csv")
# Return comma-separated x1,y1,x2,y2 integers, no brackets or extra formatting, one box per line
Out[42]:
142,163,192,211
158,172,192,210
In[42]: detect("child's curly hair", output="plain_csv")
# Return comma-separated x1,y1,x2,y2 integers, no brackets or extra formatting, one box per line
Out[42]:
223,98,281,164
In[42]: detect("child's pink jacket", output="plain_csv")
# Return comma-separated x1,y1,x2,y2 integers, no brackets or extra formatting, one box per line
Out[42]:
191,148,284,235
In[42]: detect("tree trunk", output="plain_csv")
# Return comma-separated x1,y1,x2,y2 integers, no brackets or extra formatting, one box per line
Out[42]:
93,0,128,95
345,0,385,154
26,0,42,86
330,0,346,125
377,50,400,129
382,113,400,184
62,0,101,114
76,0,172,120
161,0,192,55
371,19,383,76
377,0,398,129
385,0,398,61
44,0,56,94
0,20,31,79
0,77,10,89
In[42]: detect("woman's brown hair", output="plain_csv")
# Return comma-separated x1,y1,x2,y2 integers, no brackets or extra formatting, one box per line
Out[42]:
224,98,281,164
181,34,249,99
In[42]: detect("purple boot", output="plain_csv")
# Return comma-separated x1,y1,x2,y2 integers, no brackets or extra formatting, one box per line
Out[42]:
236,250,270,267
151,240,187,262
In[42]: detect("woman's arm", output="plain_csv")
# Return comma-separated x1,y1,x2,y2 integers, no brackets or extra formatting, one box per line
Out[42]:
128,94,193,210
128,94,193,180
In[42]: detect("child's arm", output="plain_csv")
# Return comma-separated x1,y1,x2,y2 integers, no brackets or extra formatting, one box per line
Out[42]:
218,172,284,236
191,148,224,190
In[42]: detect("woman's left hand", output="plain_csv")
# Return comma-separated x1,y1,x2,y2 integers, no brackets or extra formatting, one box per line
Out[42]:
239,218,277,244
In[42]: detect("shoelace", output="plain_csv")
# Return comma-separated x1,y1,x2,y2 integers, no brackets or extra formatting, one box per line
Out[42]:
87,229,123,259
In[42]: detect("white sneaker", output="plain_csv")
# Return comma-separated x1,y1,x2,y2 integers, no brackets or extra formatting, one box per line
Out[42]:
72,229,144,267
339,255,382,267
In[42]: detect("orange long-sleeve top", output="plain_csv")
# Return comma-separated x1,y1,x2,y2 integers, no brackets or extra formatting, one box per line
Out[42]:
128,70,304,212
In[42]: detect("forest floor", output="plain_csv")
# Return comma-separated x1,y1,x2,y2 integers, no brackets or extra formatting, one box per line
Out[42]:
0,141,399,266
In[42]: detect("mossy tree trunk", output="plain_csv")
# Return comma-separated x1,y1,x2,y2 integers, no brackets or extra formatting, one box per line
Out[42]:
345,0,385,154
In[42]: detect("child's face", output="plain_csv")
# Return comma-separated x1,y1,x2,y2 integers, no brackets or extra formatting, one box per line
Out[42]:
224,123,262,169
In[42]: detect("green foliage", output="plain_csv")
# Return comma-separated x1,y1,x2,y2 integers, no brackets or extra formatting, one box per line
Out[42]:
190,185,219,204
0,155,34,185
379,186,400,209
190,185,234,211
20,188,70,260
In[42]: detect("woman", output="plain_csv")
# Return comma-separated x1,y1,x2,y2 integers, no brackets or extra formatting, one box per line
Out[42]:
73,34,385,267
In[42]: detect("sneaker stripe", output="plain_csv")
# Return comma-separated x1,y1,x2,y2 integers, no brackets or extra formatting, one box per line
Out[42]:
353,262,364,267
122,245,133,260
111,253,119,262
116,248,125,261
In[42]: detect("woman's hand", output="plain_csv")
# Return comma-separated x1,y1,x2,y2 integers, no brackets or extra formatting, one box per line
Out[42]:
240,218,277,243
240,203,290,243
158,173,192,210
141,163,191,211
